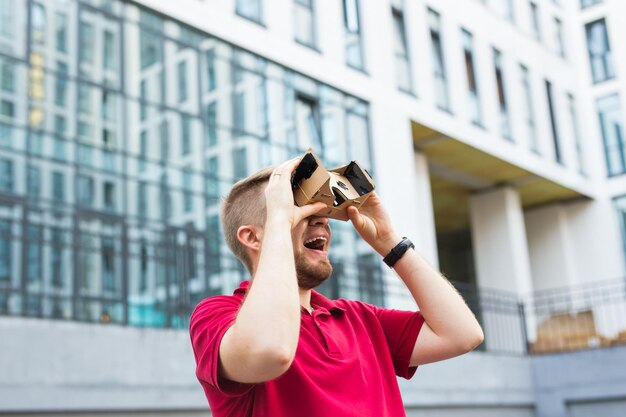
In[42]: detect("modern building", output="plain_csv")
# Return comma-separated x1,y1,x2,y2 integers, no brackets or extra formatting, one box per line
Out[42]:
0,0,625,416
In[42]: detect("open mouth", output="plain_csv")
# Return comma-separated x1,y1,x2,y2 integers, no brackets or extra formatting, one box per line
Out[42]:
303,236,328,252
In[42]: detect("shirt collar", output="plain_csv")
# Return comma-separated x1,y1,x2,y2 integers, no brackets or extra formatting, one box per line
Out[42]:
234,280,346,317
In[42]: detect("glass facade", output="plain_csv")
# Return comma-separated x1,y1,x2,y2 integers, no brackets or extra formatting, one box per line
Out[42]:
0,0,379,327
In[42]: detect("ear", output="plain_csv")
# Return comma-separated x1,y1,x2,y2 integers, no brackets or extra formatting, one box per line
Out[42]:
236,225,263,256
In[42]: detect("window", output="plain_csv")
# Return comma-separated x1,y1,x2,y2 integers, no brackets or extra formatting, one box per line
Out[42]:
530,2,541,41
102,91,116,122
597,94,625,176
183,169,193,213
0,157,13,192
54,116,67,160
392,5,412,92
52,172,64,201
343,0,365,70
138,182,147,216
78,84,92,115
545,80,562,164
0,99,14,118
233,92,246,135
0,0,12,37
206,156,219,202
139,12,162,70
1,58,14,92
55,61,68,106
206,101,217,147
140,79,147,121
429,9,449,111
0,220,10,283
581,0,602,8
493,49,511,140
139,130,147,171
206,49,216,92
236,0,263,24
295,94,322,154
103,30,115,70
357,253,384,305
56,12,67,52
181,115,191,155
31,2,46,46
26,226,42,283
78,175,95,207
495,0,515,22
50,228,64,288
586,19,614,83
104,181,115,210
79,21,94,64
567,93,585,175
294,0,316,48
520,64,538,153
177,60,187,103
101,237,116,292
233,147,248,181
462,29,481,125
28,165,41,198
554,17,565,57
207,214,221,274
139,240,148,293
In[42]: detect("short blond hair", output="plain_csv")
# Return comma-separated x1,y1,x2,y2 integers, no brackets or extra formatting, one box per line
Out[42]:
221,167,274,273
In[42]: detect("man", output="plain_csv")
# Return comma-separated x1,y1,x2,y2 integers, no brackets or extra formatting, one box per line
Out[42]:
190,157,484,416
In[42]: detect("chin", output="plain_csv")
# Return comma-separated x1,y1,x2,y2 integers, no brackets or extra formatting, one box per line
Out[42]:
296,259,333,290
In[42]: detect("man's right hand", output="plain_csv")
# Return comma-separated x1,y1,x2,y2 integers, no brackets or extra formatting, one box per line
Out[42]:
265,157,326,229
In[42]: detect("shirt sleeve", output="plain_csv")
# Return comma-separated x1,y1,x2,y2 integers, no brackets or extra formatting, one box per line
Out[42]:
189,296,255,397
372,305,425,379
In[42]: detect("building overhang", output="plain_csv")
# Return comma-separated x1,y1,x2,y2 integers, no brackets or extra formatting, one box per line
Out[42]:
412,122,590,233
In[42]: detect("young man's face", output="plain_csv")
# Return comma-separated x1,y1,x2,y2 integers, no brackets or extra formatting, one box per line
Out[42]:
291,215,333,289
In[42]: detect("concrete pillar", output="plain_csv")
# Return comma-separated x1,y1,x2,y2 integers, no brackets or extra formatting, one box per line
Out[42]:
469,186,533,295
413,152,439,268
524,204,577,292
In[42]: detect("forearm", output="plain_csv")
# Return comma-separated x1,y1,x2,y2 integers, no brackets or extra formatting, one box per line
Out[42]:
220,217,301,382
392,246,483,349
233,217,301,356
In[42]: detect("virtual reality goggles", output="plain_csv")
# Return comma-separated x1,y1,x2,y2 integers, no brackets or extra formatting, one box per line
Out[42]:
291,149,375,221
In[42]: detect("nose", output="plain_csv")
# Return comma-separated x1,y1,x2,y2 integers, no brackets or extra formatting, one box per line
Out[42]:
308,216,329,227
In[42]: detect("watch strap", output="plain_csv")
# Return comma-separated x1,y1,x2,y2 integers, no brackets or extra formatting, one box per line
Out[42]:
382,237,415,268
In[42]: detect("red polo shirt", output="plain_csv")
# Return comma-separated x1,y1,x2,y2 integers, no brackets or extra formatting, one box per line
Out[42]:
190,281,424,417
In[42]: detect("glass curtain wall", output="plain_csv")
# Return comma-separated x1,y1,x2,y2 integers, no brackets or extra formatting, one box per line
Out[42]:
0,0,379,327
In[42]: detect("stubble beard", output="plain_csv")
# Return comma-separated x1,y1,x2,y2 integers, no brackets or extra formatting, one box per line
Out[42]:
295,251,333,290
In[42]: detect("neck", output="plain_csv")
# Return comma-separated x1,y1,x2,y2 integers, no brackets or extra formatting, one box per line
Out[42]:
299,287,313,313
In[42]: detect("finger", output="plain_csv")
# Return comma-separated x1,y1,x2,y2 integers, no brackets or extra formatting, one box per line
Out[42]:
347,206,366,230
268,158,300,185
298,202,327,219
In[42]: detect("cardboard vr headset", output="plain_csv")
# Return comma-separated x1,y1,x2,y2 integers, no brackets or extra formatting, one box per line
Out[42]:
291,149,375,221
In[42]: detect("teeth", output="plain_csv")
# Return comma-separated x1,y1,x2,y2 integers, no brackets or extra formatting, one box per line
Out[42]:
304,237,327,245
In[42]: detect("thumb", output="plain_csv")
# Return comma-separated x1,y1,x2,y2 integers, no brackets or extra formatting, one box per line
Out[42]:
347,206,365,230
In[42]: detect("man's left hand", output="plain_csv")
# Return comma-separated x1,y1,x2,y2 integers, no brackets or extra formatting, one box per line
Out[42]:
346,192,402,257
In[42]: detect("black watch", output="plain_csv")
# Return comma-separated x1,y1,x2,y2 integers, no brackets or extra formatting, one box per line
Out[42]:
382,237,415,268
